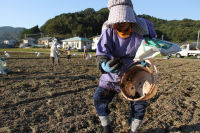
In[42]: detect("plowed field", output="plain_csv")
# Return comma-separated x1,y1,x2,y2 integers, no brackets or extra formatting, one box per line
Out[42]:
0,52,199,133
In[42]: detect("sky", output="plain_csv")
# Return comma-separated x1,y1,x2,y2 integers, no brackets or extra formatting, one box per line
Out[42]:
0,0,199,29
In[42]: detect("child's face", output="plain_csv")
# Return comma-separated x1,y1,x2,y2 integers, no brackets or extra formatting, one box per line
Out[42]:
115,22,132,32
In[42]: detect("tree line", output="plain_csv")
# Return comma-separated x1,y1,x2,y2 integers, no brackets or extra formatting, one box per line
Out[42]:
20,8,200,43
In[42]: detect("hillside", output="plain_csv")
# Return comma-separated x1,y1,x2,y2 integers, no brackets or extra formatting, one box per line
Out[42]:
39,8,200,43
3,8,199,43
0,26,25,41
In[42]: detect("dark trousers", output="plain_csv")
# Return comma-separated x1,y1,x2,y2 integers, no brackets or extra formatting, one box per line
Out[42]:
93,86,147,120
50,57,60,65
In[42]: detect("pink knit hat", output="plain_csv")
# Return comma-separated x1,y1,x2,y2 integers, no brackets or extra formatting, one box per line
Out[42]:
107,0,137,25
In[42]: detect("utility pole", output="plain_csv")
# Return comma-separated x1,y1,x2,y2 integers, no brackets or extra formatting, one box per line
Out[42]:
197,30,200,49
162,35,164,40
40,33,43,38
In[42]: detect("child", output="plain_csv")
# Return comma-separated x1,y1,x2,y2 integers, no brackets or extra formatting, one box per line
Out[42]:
83,45,88,59
65,46,71,61
94,0,156,132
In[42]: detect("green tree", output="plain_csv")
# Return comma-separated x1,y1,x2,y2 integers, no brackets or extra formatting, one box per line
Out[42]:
39,8,200,43
20,25,41,39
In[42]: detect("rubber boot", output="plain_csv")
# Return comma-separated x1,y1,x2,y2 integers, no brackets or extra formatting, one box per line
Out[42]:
102,125,112,133
130,118,142,133
129,130,135,133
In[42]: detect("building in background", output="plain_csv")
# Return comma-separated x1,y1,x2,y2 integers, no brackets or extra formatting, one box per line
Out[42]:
19,37,36,48
91,35,100,51
62,37,92,51
38,37,52,47
2,39,17,48
23,38,35,45
3,39,16,45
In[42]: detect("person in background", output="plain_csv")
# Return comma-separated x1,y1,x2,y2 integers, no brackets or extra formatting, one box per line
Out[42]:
93,0,157,132
65,45,71,62
4,51,10,58
83,45,88,59
50,38,61,66
0,57,9,75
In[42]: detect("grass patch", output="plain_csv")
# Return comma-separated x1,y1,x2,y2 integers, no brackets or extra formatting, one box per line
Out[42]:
0,48,96,55
0,48,50,53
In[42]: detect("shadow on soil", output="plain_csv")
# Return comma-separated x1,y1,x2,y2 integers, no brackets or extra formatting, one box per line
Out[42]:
150,78,185,103
0,85,97,110
144,123,200,133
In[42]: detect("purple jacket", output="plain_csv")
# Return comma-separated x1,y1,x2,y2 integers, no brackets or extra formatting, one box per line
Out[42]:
96,20,156,91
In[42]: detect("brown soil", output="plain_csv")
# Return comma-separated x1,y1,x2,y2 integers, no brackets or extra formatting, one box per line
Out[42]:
0,52,199,133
